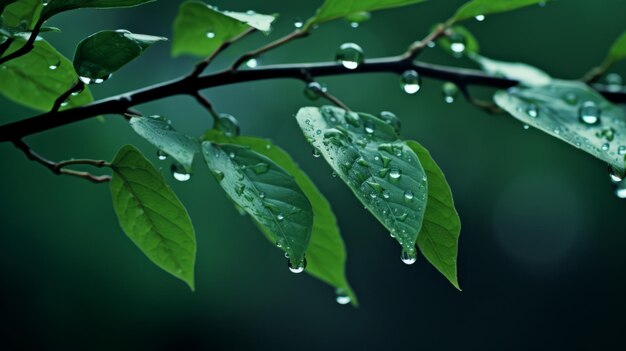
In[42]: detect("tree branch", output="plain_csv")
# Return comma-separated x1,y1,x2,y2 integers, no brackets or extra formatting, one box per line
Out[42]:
0,19,43,65
0,55,624,143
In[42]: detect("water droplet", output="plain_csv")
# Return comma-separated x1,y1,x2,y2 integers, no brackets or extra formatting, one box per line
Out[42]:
523,124,530,130
259,191,266,199
602,143,610,151
70,85,85,96
364,121,375,134
60,100,69,107
214,170,224,181
449,32,466,56
293,18,304,29
609,166,623,183
390,168,401,179
49,64,58,70
335,42,364,70
235,183,245,195
382,190,391,199
288,257,306,273
526,104,539,118
78,74,111,85
171,163,191,182
379,111,401,133
216,113,240,137
605,73,623,92
331,171,337,178
312,148,321,158
304,81,327,100
579,101,601,125
245,58,259,68
228,152,235,159
474,14,485,21
349,21,359,28
401,248,417,265
276,213,285,221
563,92,578,105
616,187,626,199
316,129,322,135
397,212,408,221
157,150,168,160
619,146,626,156
442,82,458,104
400,70,421,94
206,31,216,39
335,288,351,305
404,190,414,200
427,41,436,48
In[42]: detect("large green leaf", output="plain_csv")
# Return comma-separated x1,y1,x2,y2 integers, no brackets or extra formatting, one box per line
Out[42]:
494,80,626,171
171,0,276,58
129,116,200,172
202,142,313,265
295,106,428,254
451,0,548,23
606,31,626,65
110,145,196,290
307,0,426,27
204,130,358,305
471,54,552,87
41,0,155,21
1,0,41,30
0,36,93,111
406,141,461,290
73,29,166,81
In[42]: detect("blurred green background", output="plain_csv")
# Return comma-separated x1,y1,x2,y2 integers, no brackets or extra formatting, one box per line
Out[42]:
2,0,626,349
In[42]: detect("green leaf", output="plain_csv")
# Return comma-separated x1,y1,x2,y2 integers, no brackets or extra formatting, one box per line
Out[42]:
41,0,155,21
0,1,20,16
204,130,358,306
405,141,461,290
201,142,313,265
307,0,426,27
73,29,166,81
452,0,548,23
1,0,41,30
471,54,552,87
171,1,276,58
606,31,626,64
437,25,479,57
129,116,200,172
494,80,626,171
110,145,196,290
295,106,428,253
0,36,93,111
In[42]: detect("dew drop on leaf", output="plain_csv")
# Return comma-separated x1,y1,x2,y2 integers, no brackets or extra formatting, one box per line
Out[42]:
206,31,216,39
616,188,626,199
578,101,601,125
245,58,259,68
216,113,240,137
157,150,168,161
335,288,351,305
404,190,414,200
312,148,321,158
379,111,401,133
400,248,417,265
389,168,401,179
602,143,610,151
526,103,539,118
276,213,285,221
400,70,421,94
288,257,306,273
619,146,626,156
335,42,364,70
364,121,375,134
171,163,191,182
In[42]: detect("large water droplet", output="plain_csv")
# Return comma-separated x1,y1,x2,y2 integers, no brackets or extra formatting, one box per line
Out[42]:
157,150,168,160
442,82,458,104
605,73,623,93
379,111,401,133
579,101,601,125
404,190,414,200
288,257,306,273
171,163,191,182
401,248,417,265
389,168,401,179
245,58,259,68
474,14,485,21
449,32,466,57
336,42,364,70
616,187,626,199
304,81,327,100
526,104,539,118
335,288,351,305
216,113,240,137
400,70,421,94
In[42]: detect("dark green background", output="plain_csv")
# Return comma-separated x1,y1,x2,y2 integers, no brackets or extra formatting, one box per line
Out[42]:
2,0,626,349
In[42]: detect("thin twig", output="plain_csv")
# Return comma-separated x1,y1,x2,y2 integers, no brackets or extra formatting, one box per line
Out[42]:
50,81,85,113
0,19,43,65
12,140,111,183
458,84,504,114
0,37,14,57
191,91,220,123
404,24,447,59
318,89,351,111
189,27,257,78
231,30,309,70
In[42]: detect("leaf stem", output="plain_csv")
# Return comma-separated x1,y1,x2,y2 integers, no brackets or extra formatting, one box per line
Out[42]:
191,91,220,124
189,27,257,77
230,29,309,70
0,18,43,65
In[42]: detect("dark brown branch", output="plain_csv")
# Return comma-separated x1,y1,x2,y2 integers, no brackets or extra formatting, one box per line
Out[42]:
190,27,257,77
191,91,220,122
0,37,14,57
51,81,85,113
231,30,309,70
0,19,43,65
0,55,624,143
12,140,111,183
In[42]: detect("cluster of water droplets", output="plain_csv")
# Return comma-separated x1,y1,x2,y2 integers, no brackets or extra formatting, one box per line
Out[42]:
335,42,364,70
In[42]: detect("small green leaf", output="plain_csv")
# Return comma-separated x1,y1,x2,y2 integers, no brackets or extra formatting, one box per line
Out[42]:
204,130,358,306
307,0,425,28
606,31,626,65
171,1,276,58
437,25,479,57
0,36,92,111
73,29,166,81
1,0,41,30
41,0,155,21
471,54,552,87
295,106,428,253
202,142,313,265
0,1,20,17
110,145,196,290
129,116,200,172
451,0,548,23
494,80,626,171
406,141,461,290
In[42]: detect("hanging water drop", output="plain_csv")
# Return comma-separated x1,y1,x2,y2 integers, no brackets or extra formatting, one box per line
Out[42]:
293,18,304,29
379,111,401,133
523,124,530,130
449,32,466,56
605,73,623,93
288,257,307,273
216,113,240,137
474,14,485,21
335,42,364,70
78,74,111,85
526,103,539,118
335,288,351,305
400,248,417,265
364,121,375,134
312,148,321,158
157,150,168,161
171,163,191,182
304,81,327,100
442,82,458,103
578,101,601,125
608,166,623,183
246,58,259,68
400,70,421,94
616,188,626,199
